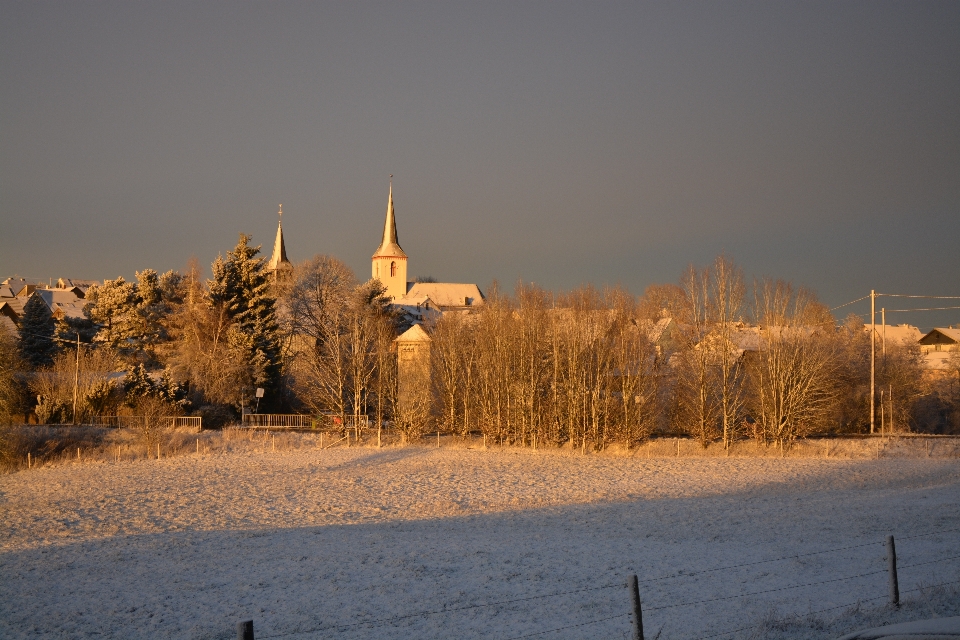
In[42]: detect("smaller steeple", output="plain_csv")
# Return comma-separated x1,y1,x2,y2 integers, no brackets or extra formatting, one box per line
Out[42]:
266,204,291,275
373,178,406,259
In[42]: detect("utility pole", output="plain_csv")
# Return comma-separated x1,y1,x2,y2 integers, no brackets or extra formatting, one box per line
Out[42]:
72,333,80,425
870,290,875,434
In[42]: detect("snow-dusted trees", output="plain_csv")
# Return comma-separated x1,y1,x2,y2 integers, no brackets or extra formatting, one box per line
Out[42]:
84,269,186,363
208,234,282,401
163,236,281,412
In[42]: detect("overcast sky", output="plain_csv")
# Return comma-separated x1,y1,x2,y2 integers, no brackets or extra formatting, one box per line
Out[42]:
2,2,958,328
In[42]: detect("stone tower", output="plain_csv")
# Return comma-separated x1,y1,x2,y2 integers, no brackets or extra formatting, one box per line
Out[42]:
371,181,408,300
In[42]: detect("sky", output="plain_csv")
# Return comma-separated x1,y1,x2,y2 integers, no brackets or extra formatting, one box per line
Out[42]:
2,2,958,329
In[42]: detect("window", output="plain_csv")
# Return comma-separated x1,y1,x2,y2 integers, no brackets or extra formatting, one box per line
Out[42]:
390,261,397,277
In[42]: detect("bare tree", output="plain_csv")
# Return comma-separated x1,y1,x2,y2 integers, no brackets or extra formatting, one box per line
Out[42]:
748,278,840,445
285,256,356,429
674,265,720,447
710,255,746,448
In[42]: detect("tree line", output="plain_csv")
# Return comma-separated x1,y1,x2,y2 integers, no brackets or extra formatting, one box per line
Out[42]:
2,240,958,443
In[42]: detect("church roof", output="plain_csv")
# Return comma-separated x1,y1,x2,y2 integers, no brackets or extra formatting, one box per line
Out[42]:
372,183,407,259
400,282,484,309
266,207,291,271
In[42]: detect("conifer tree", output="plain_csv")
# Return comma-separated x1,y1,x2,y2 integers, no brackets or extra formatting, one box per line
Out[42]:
209,234,282,404
18,294,56,368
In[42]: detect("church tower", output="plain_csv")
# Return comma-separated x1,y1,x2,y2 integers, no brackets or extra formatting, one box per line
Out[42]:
372,180,408,300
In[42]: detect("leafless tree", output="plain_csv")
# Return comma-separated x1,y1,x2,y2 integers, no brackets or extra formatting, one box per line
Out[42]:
710,255,746,448
748,278,840,445
674,265,720,447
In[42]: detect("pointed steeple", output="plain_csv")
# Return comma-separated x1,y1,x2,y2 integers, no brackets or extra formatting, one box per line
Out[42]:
266,204,290,271
372,179,406,258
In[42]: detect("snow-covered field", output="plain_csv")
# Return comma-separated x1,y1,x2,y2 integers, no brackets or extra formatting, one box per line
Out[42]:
1,446,958,639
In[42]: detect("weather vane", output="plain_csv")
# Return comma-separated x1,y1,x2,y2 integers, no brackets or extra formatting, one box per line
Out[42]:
278,204,282,218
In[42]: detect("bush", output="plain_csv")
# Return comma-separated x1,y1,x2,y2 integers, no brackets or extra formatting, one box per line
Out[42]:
192,404,237,429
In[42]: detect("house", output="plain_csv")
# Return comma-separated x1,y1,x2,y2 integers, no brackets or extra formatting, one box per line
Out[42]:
918,327,960,353
55,278,99,298
36,289,88,321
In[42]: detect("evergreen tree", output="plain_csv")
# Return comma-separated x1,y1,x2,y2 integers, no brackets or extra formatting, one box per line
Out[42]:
209,234,282,404
124,363,156,404
18,294,56,368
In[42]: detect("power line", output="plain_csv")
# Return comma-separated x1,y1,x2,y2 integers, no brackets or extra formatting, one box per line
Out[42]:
879,294,960,300
830,296,870,311
884,306,960,313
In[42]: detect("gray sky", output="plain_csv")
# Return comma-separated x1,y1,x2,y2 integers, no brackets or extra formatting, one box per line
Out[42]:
2,2,958,328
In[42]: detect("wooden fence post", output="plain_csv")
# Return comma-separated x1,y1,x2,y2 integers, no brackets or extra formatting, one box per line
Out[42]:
236,619,254,640
886,535,899,606
630,574,644,640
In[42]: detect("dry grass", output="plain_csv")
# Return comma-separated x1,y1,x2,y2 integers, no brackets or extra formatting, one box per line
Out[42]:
2,423,958,473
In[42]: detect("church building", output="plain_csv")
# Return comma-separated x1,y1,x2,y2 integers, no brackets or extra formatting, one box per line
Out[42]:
263,182,484,324
371,182,484,322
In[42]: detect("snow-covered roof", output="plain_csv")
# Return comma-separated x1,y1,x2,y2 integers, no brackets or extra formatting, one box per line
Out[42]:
401,282,484,309
0,314,17,336
395,324,431,343
37,289,88,320
920,327,960,344
0,298,28,321
56,278,99,292
866,324,923,344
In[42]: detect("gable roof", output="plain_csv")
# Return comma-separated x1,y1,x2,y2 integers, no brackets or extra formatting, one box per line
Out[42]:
37,289,88,320
0,298,28,322
919,327,960,345
56,278,99,291
400,282,484,309
867,324,923,345
396,323,431,343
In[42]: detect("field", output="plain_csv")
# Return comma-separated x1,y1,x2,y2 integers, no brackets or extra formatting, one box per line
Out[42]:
1,440,959,639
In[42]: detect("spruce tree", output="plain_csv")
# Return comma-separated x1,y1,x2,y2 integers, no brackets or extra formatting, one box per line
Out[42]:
18,294,56,368
209,234,282,404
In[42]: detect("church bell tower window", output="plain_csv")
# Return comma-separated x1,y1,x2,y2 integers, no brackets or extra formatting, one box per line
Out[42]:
391,261,397,277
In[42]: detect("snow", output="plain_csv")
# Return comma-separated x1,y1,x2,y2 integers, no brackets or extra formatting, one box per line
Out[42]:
836,615,960,639
1,447,959,639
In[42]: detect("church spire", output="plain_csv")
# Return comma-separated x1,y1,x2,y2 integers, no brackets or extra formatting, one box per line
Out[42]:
372,176,406,258
267,204,290,271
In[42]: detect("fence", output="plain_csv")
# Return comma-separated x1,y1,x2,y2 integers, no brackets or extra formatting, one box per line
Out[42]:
231,527,959,640
240,414,369,430
88,415,202,431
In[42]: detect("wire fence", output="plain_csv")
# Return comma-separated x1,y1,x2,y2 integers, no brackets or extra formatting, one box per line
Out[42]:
232,526,959,640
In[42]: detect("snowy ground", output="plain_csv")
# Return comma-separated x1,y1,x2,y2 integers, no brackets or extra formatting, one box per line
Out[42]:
1,446,959,639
